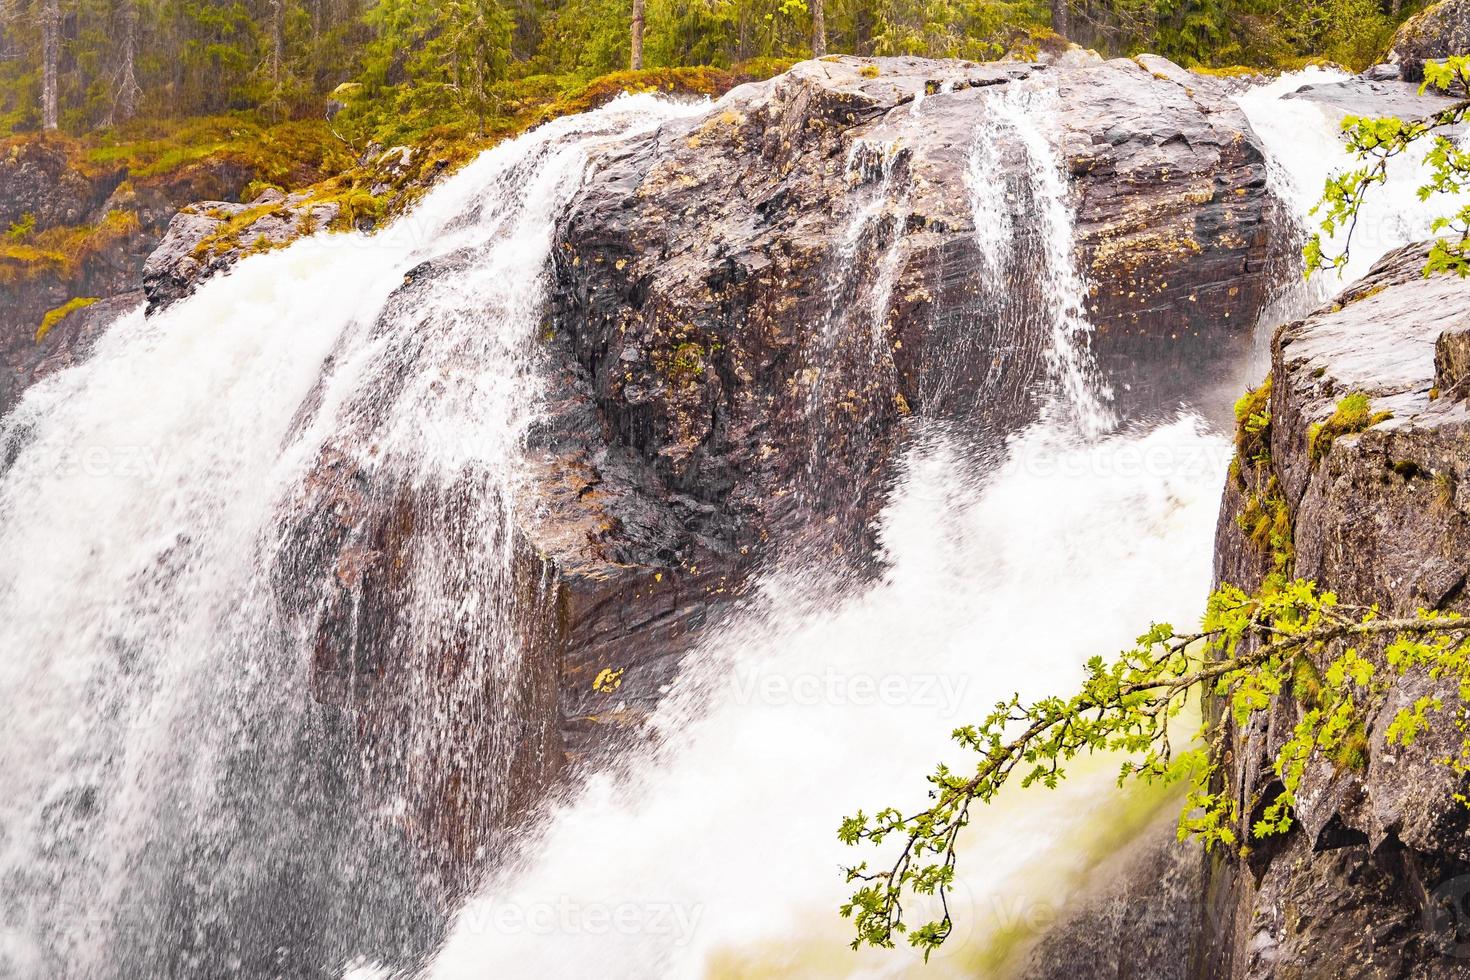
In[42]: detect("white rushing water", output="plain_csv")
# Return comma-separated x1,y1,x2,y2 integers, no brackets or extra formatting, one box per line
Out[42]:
421,76,1207,980
422,418,1229,980
0,95,703,980
1237,67,1470,291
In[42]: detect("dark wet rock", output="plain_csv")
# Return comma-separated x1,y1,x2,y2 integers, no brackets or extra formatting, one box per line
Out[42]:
0,292,142,418
1387,0,1470,82
1019,808,1205,980
554,54,1279,573
141,193,340,313
19,292,143,387
1207,242,1470,978
0,136,122,230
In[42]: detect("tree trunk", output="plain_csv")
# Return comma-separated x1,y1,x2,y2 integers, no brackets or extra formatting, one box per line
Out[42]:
1051,0,1069,40
812,0,826,57
41,0,59,130
630,0,644,70
109,0,141,124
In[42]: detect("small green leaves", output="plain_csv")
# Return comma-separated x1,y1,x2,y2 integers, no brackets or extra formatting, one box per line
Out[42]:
1308,56,1470,280
840,576,1470,957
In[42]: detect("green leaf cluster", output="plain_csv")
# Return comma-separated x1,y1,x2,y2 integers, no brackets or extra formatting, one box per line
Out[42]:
1307,55,1470,281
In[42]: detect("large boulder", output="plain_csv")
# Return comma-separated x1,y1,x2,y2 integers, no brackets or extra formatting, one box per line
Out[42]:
1387,0,1470,81
552,54,1279,570
1208,242,1470,978
141,189,340,312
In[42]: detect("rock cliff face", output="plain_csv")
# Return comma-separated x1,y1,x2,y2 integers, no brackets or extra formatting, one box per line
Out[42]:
537,52,1279,760
1208,243,1470,978
3,55,1288,924
1387,0,1470,81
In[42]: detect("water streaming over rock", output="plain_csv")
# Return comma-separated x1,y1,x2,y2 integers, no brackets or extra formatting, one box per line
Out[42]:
421,70,1464,980
0,95,701,980
0,66,1457,980
417,77,1228,980
1236,67,1470,292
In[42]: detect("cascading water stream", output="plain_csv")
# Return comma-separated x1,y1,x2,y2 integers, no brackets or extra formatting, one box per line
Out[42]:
965,82,1114,437
1236,67,1470,294
0,95,702,980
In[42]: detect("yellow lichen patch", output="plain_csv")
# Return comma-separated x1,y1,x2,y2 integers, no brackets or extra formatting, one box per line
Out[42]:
0,209,140,285
592,667,625,693
1193,65,1270,79
35,296,100,343
1342,283,1387,306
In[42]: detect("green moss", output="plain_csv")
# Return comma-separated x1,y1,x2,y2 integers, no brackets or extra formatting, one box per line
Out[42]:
320,186,384,231
0,241,66,283
1230,374,1295,572
1307,392,1393,464
240,179,284,203
35,296,99,343
662,341,707,388
1390,458,1429,481
0,209,139,285
1291,653,1324,706
1232,376,1272,487
859,64,881,79
6,212,35,241
1331,726,1370,771
192,202,286,259
82,115,352,188
1238,475,1294,571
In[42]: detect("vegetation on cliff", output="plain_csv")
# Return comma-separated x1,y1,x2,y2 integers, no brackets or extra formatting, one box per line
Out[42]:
840,441,1470,958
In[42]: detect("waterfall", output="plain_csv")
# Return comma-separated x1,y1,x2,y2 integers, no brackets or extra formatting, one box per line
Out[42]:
3,65,1451,980
0,95,701,980
965,82,1114,437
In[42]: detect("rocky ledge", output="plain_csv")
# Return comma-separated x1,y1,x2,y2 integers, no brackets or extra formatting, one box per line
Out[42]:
1388,0,1470,81
1209,243,1470,978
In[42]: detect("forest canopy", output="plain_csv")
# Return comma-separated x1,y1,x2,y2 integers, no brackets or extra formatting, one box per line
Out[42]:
0,0,1433,144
